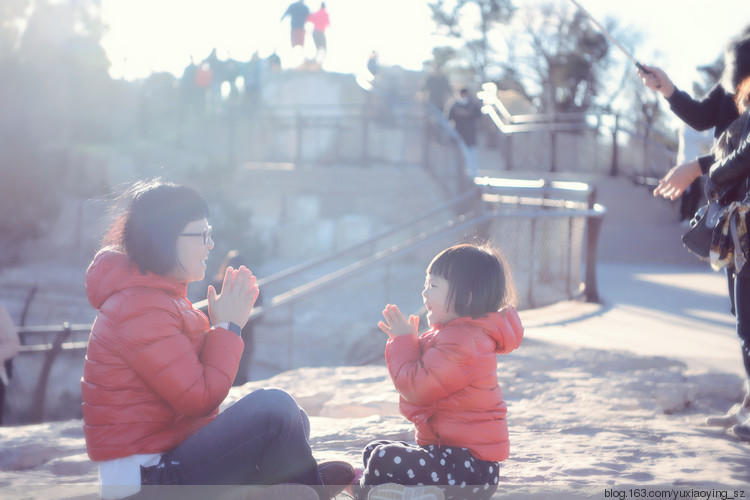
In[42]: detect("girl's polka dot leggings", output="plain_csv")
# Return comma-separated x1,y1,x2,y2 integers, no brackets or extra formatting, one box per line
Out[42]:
353,439,500,500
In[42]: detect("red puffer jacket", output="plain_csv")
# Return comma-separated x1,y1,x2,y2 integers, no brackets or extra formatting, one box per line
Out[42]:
81,248,243,461
385,308,524,462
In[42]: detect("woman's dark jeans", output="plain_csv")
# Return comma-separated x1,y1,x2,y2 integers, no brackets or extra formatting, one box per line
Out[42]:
729,268,750,378
140,388,323,488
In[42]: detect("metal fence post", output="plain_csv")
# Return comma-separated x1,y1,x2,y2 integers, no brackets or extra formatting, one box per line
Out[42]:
31,322,72,423
584,212,604,303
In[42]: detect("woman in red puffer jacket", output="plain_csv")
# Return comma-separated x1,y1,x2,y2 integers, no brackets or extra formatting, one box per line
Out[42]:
82,180,351,500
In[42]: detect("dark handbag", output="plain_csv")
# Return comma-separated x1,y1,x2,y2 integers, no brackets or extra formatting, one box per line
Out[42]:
682,112,750,259
681,199,724,259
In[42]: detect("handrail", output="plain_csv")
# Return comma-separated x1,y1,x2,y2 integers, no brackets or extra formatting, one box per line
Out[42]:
17,324,91,352
18,324,92,334
247,212,479,321
475,176,594,202
478,82,675,160
193,188,481,310
247,201,606,322
482,102,591,134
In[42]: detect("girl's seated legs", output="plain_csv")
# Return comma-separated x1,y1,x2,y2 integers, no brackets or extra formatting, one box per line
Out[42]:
353,440,499,500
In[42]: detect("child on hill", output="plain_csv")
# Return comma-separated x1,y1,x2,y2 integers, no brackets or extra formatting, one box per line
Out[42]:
355,243,524,500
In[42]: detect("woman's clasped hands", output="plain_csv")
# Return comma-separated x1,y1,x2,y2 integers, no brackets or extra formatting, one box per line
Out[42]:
207,265,259,329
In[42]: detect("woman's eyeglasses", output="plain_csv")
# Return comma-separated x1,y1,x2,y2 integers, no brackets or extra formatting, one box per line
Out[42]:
179,226,212,245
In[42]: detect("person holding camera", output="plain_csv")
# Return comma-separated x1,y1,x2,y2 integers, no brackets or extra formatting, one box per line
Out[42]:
644,34,750,440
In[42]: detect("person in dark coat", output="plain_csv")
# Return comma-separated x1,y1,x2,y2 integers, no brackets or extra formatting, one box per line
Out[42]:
282,1,310,49
644,34,750,440
447,87,482,178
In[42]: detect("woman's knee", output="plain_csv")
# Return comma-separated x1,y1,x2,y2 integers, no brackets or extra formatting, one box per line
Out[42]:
235,387,296,411
227,387,305,429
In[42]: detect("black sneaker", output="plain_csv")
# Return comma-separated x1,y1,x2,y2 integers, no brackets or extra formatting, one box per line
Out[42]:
319,461,355,499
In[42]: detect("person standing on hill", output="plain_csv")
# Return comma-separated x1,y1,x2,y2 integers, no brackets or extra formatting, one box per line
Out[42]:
282,0,311,66
307,3,330,66
447,87,482,179
423,62,452,112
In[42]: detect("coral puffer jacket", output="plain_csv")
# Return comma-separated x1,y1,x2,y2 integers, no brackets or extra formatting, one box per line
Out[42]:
81,249,243,462
385,308,524,462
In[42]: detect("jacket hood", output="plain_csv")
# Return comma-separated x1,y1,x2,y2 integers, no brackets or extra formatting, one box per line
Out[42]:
85,247,188,310
440,307,524,354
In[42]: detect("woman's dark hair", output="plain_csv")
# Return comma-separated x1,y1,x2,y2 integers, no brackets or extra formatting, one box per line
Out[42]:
103,180,209,275
426,243,516,318
722,34,750,95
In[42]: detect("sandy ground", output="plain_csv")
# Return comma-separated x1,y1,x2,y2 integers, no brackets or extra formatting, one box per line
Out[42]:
1,262,749,500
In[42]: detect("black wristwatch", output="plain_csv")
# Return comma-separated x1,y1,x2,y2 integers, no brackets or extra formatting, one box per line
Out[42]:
216,322,242,336
227,322,242,336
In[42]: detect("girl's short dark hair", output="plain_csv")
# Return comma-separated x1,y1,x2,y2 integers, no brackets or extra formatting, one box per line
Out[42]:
426,243,515,318
104,180,209,276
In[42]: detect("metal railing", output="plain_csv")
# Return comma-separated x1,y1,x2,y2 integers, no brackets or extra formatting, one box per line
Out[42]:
478,82,677,180
193,189,482,311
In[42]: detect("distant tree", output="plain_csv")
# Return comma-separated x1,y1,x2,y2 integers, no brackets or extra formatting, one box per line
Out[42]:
501,2,614,113
0,136,61,266
428,46,459,70
17,0,112,142
0,0,114,265
428,0,516,83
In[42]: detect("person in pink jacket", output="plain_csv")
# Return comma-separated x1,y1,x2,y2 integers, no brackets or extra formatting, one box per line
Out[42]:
307,3,330,65
354,243,524,500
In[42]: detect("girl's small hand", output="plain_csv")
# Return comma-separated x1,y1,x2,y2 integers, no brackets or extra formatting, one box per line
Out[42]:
377,304,419,339
207,265,259,328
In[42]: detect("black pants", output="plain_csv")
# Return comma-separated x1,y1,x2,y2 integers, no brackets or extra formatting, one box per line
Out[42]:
140,388,322,488
354,440,499,500
730,267,750,379
0,381,5,425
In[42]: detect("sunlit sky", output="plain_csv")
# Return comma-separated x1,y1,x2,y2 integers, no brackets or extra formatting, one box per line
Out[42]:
101,0,749,93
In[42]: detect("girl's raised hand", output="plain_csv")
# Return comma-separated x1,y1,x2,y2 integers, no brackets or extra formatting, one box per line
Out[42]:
377,304,419,339
207,265,259,328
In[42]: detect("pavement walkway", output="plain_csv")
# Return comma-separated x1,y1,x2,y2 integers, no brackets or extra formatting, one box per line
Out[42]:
521,262,742,378
519,174,746,380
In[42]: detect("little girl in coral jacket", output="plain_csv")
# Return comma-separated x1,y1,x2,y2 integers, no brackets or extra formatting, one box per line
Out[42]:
355,243,524,500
